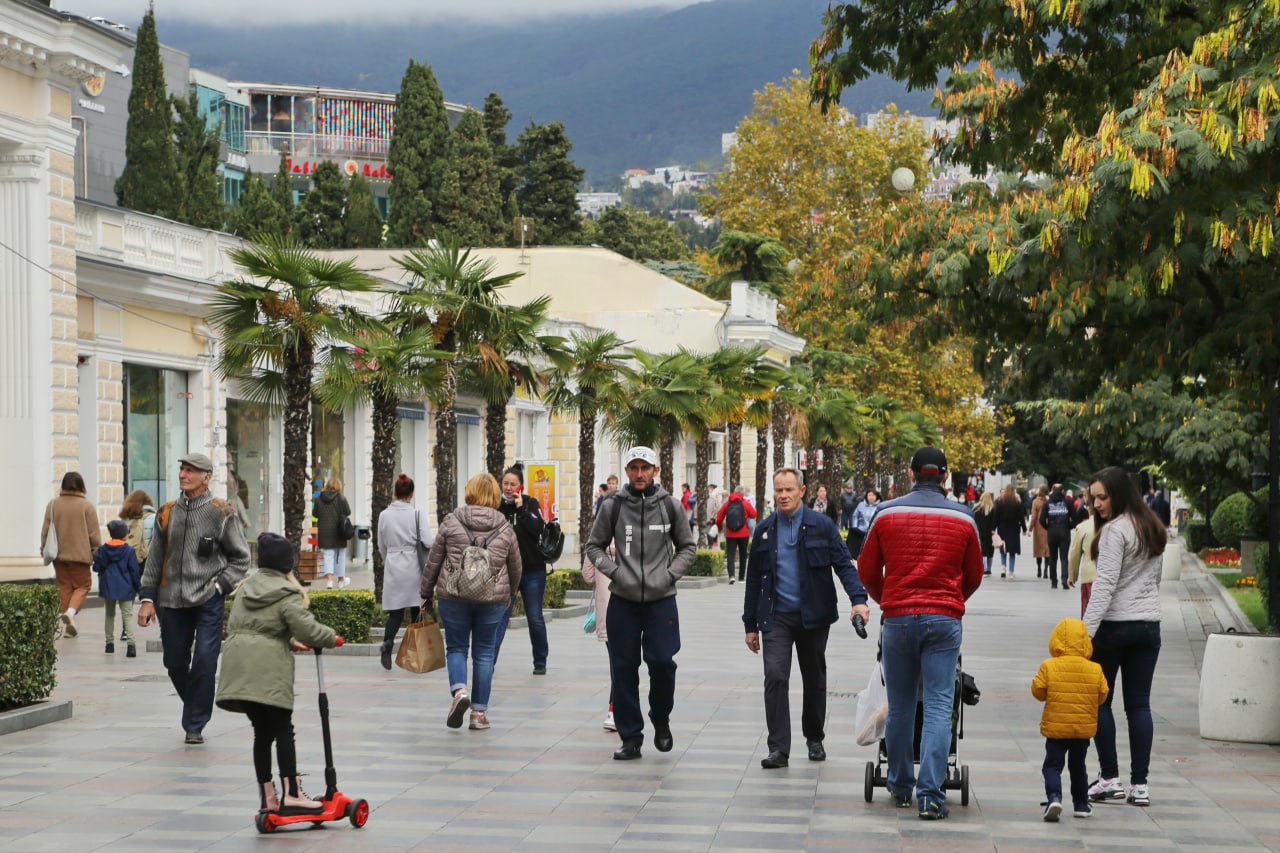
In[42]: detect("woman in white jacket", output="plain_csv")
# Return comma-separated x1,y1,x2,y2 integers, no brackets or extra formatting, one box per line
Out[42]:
376,474,435,670
1082,467,1166,809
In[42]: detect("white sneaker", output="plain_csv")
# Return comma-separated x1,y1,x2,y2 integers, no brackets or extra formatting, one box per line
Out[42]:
602,712,616,732
61,610,78,638
1126,784,1149,806
1088,777,1125,802
325,580,334,589
341,577,351,588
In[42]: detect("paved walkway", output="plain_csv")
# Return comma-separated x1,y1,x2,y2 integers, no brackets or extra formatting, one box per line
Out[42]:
2,541,1277,851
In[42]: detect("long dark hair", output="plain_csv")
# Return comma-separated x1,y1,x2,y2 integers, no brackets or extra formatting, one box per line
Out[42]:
1090,466,1166,561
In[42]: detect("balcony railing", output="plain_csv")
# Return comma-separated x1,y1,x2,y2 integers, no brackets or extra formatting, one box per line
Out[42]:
244,131,391,159
75,200,242,282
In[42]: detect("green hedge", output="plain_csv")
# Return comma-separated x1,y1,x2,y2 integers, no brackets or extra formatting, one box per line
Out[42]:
512,570,571,617
308,590,378,643
1211,492,1252,550
558,569,593,591
1184,521,1211,553
1251,542,1274,630
688,549,726,577
0,584,59,710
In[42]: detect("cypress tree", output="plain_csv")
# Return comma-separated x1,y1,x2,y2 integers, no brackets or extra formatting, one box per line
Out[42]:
386,60,452,246
443,109,504,246
482,92,519,204
271,151,297,237
172,88,225,229
516,121,585,245
297,161,347,249
227,170,287,240
343,172,384,248
115,7,179,218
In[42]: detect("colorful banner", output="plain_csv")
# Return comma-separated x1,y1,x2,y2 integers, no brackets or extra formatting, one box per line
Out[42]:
525,462,558,521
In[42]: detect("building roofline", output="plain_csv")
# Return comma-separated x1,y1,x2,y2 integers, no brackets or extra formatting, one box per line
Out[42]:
226,80,468,111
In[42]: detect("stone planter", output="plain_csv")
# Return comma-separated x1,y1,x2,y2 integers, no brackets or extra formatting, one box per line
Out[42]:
1239,534,1265,574
1198,632,1280,744
1162,538,1183,582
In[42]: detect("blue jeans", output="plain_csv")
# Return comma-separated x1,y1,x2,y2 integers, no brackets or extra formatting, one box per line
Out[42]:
881,614,962,804
158,593,225,735
494,571,548,668
438,599,507,711
1043,738,1090,808
1000,550,1018,573
1092,620,1161,784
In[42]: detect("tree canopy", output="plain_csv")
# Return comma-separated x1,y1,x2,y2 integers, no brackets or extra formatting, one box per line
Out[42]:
387,60,452,246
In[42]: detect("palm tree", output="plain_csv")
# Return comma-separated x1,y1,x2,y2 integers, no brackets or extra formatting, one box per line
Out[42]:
465,296,567,480
746,395,774,504
391,237,522,522
543,330,636,556
209,238,375,556
704,230,790,299
613,349,713,495
786,367,870,494
316,323,448,600
714,347,785,494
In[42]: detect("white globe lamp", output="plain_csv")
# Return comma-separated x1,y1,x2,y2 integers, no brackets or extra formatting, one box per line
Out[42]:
891,167,916,193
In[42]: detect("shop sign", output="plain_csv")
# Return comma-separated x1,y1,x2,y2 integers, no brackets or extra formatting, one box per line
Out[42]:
288,157,391,179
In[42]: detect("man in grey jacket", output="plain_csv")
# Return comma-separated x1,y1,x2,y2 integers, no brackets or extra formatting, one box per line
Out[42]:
137,452,250,744
586,446,697,760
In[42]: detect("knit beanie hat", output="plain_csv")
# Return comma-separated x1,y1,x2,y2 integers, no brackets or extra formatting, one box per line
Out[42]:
257,532,295,573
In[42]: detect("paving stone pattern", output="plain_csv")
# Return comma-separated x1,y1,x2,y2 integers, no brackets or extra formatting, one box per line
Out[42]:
3,538,1278,851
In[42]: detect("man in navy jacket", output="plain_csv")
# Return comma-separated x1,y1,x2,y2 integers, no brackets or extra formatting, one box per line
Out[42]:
743,467,870,769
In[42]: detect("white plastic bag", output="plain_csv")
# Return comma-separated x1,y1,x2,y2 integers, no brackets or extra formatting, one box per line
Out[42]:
855,660,889,746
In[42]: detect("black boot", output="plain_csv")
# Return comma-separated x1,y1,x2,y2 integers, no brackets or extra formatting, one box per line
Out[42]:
380,641,393,671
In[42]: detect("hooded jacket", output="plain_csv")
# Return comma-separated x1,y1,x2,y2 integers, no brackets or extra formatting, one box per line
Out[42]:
314,489,351,550
585,484,697,603
1040,492,1076,538
216,570,338,713
93,539,141,601
715,492,757,539
1031,618,1110,739
421,505,522,604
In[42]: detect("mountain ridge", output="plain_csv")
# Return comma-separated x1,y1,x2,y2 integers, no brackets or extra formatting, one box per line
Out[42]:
158,0,935,181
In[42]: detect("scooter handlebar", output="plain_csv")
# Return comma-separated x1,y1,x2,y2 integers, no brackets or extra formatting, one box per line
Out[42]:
334,636,344,647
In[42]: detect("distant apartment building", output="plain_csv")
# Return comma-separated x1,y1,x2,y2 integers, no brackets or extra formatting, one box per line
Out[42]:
622,165,710,193
576,192,622,219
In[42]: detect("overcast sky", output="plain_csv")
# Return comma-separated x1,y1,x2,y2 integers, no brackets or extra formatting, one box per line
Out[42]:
57,0,699,26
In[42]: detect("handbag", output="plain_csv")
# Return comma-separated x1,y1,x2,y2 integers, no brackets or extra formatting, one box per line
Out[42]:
854,659,889,746
582,597,597,633
340,514,356,541
395,613,445,673
41,504,58,565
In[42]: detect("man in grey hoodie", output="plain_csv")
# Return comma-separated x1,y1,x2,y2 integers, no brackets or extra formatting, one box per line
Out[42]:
137,452,250,744
586,446,697,760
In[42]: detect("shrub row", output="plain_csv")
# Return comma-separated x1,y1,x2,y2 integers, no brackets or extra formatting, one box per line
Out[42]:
0,583,59,710
688,549,726,577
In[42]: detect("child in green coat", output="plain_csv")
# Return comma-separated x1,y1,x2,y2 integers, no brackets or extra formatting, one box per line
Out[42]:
216,532,338,815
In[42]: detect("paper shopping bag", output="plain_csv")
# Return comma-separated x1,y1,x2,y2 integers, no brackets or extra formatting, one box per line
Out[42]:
395,615,445,673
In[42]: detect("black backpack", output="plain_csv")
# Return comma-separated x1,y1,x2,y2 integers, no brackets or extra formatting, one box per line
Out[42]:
538,518,565,563
725,498,747,533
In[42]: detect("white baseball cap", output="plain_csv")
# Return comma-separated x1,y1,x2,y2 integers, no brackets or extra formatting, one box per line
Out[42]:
623,446,658,467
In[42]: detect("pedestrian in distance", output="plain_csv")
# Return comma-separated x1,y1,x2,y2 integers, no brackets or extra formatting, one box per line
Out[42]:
846,488,880,560
994,485,1027,578
974,491,997,576
1031,617,1110,822
1083,467,1166,808
840,483,859,532
41,471,103,638
216,532,339,817
585,445,697,761
493,465,549,675
857,446,984,820
680,483,696,531
1031,485,1050,578
716,485,757,584
809,484,840,528
581,543,616,732
375,474,435,671
137,452,251,745
1068,487,1099,617
314,477,352,589
1039,484,1077,590
93,519,141,656
743,468,870,768
119,489,156,566
421,473,522,731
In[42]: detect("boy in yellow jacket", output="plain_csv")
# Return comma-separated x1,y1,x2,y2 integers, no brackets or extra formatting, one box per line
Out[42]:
1032,617,1109,821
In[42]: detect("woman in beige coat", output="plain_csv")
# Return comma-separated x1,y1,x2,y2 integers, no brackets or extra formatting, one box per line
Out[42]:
41,471,102,637
1068,487,1098,618
1031,485,1050,577
421,473,522,731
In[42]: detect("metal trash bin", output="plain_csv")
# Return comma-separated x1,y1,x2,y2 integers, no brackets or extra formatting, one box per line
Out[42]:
350,525,372,561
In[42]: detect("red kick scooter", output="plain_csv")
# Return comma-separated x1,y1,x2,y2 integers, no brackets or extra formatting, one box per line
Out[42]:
255,638,370,833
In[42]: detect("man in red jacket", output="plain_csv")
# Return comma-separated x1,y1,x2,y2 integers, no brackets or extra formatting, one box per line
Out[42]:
857,446,984,821
716,485,757,584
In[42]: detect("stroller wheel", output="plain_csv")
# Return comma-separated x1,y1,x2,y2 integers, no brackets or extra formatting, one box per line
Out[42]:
960,765,970,806
864,761,876,803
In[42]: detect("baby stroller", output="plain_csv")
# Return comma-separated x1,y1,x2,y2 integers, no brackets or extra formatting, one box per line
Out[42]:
862,644,980,805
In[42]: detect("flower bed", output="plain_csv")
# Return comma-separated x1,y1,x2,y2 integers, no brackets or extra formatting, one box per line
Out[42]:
1201,547,1241,568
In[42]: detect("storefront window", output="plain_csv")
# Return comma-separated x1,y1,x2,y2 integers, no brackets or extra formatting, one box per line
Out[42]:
398,403,425,482
226,399,270,546
312,404,346,491
124,364,188,505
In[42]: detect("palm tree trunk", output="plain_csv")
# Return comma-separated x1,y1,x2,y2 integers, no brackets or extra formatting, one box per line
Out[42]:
370,388,398,603
805,446,819,492
772,400,788,473
282,345,313,560
434,363,458,523
659,430,675,495
695,436,710,547
728,421,742,493
578,399,597,565
756,424,769,508
484,397,507,481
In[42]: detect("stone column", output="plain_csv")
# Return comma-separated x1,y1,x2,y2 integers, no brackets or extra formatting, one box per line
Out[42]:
0,151,56,580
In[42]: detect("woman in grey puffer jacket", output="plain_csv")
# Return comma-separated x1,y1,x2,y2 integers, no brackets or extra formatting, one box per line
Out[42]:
421,473,522,732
